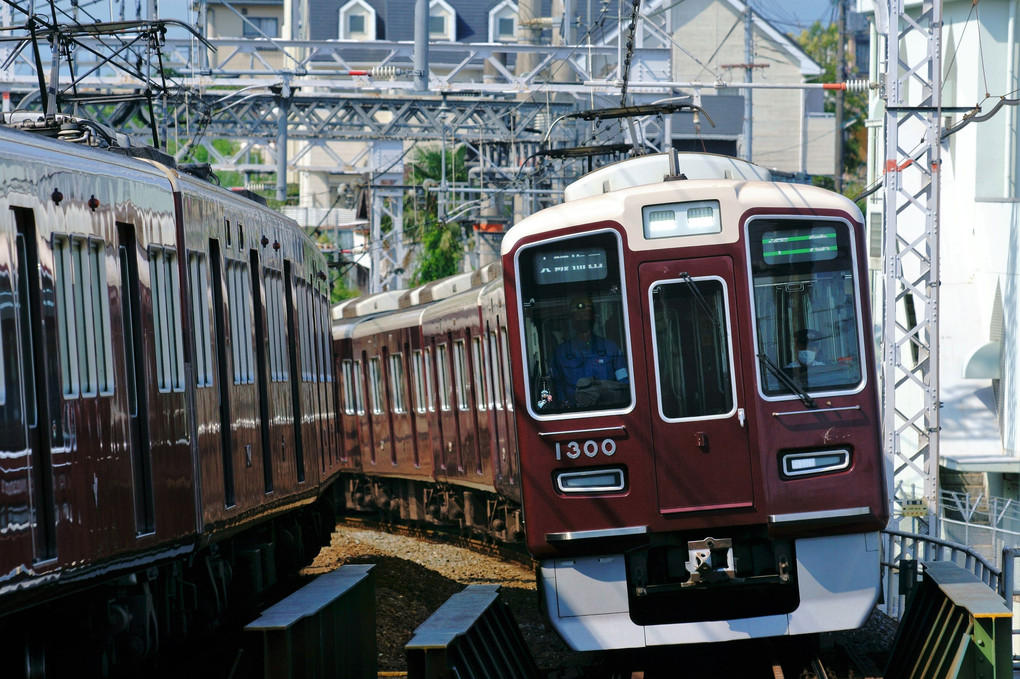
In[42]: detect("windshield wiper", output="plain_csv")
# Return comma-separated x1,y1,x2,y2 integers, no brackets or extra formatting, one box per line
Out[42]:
679,272,720,327
757,352,816,408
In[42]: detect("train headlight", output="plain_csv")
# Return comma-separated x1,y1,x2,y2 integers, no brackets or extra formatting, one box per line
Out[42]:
642,200,721,239
780,449,851,478
555,467,626,494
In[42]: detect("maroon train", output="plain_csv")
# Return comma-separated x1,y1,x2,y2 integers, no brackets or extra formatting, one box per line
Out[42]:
332,151,888,652
0,117,340,676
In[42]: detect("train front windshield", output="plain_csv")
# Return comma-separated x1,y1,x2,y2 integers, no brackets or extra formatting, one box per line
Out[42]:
515,231,633,416
748,218,865,397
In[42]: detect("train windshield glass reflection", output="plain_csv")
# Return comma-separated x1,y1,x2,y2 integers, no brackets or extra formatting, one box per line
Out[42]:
748,218,863,396
516,231,632,416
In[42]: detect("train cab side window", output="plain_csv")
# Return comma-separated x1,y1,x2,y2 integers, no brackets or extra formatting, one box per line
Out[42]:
188,251,214,387
514,231,632,415
149,246,186,393
389,353,407,413
747,218,864,397
453,340,470,411
436,344,452,412
649,277,735,419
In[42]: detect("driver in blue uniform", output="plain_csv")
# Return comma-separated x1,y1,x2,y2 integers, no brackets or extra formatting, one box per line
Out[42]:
550,295,628,408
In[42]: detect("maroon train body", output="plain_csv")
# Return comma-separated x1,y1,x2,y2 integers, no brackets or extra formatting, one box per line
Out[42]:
0,118,339,676
333,266,523,537
331,152,888,653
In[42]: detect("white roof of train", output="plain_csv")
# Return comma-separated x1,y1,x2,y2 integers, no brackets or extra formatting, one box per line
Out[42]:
503,153,862,255
563,152,771,201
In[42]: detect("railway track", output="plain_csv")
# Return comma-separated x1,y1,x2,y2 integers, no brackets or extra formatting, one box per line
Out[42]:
160,517,895,678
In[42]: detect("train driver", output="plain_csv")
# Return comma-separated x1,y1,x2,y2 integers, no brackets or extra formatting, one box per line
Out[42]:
787,328,826,368
549,295,628,408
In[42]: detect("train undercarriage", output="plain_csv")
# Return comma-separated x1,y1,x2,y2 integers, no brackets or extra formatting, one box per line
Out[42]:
342,475,525,544
3,489,340,678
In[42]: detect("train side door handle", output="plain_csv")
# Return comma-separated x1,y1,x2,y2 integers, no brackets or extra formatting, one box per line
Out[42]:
737,408,745,427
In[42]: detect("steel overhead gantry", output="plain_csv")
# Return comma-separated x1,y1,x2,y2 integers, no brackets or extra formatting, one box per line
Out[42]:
876,0,943,538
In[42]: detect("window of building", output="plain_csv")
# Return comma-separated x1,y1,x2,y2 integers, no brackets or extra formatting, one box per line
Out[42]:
488,0,518,42
339,0,376,40
429,0,455,41
242,16,279,38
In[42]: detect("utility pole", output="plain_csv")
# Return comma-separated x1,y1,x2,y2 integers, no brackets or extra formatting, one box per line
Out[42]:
414,0,429,91
835,0,846,192
742,0,753,162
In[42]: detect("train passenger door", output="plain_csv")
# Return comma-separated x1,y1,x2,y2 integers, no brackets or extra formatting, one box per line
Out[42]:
10,208,57,560
640,257,754,514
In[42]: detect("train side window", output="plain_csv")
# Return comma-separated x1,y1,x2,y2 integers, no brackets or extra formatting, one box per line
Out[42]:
319,292,332,383
368,356,383,415
471,336,486,412
52,235,79,397
488,330,503,411
411,350,426,414
389,353,407,413
649,276,735,420
72,237,99,395
436,344,451,412
302,284,317,383
149,246,186,392
309,287,322,383
353,359,366,415
189,251,214,387
500,329,513,412
263,268,280,381
88,238,114,395
424,347,436,412
341,359,356,415
747,218,864,396
453,340,470,411
226,259,255,385
296,279,310,381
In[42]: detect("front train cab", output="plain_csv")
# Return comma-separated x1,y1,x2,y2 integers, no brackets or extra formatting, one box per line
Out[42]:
501,152,888,650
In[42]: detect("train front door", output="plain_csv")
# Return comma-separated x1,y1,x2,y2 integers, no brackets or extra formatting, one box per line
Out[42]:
639,257,754,515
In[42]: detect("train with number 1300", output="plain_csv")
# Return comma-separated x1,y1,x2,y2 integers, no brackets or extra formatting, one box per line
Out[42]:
331,150,888,652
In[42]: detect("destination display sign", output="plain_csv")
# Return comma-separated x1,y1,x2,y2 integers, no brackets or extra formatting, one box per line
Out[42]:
533,247,608,285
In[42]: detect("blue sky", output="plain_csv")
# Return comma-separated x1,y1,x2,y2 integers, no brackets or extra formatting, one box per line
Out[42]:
74,0,841,30
38,0,840,38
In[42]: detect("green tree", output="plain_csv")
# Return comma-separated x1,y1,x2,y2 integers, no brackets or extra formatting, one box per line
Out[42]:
794,21,867,183
406,144,470,285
